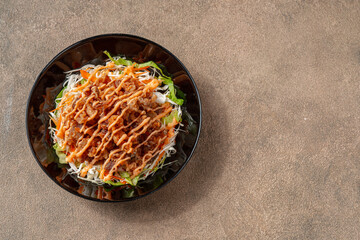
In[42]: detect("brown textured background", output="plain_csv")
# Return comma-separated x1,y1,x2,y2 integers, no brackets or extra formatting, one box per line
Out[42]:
1,0,360,239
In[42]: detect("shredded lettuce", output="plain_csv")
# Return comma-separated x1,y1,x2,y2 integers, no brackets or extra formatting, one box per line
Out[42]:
136,61,169,79
104,172,139,186
104,180,125,186
105,175,139,187
104,51,133,66
159,76,184,105
120,171,130,178
132,175,140,186
120,172,134,185
53,143,67,164
162,110,181,125
137,61,184,105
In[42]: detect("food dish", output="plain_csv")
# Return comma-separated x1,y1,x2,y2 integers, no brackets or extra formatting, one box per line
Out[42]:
26,34,201,201
49,51,184,186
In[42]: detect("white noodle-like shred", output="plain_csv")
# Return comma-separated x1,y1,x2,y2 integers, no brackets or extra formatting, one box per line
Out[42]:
49,61,182,186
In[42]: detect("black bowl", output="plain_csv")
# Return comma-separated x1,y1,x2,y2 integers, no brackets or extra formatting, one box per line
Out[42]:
26,34,201,202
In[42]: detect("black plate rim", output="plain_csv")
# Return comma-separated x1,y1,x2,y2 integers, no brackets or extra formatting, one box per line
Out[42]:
25,33,202,202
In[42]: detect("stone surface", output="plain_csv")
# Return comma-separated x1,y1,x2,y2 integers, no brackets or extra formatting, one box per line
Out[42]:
1,0,360,239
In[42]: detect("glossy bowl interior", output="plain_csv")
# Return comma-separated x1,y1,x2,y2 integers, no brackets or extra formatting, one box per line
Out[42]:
26,34,201,201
